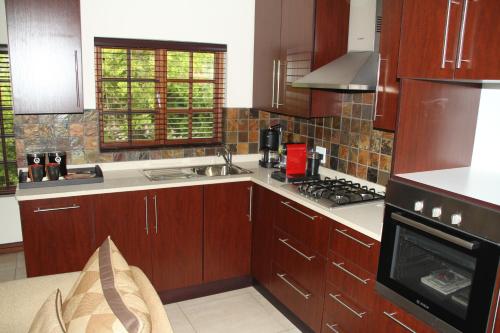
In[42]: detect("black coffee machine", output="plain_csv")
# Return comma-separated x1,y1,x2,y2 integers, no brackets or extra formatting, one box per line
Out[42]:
259,124,282,168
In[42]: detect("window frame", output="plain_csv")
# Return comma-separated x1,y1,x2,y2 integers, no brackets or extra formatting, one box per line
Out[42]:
95,38,226,150
0,45,16,195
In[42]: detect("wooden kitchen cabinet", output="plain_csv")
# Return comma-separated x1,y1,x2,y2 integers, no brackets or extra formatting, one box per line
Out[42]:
374,0,404,131
150,186,203,291
203,182,253,282
398,0,500,81
253,0,315,117
19,196,94,277
94,191,153,279
5,0,83,114
376,298,436,333
251,185,278,290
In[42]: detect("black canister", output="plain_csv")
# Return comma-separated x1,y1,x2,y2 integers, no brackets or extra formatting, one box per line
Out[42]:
26,153,46,178
48,152,67,176
306,152,323,177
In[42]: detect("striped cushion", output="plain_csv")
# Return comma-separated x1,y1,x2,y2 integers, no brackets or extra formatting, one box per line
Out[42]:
62,237,151,333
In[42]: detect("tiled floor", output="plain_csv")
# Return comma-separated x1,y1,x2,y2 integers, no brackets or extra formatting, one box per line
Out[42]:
0,251,26,282
165,287,299,333
0,252,297,332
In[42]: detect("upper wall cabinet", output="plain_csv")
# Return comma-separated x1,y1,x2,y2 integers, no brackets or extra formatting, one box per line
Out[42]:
253,0,315,118
398,0,500,81
6,0,83,114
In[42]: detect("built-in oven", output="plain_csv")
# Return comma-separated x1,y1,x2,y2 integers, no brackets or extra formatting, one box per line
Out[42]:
376,180,500,333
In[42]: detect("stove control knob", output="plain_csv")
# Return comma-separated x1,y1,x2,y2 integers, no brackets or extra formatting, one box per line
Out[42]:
414,200,424,212
451,213,462,226
432,207,442,218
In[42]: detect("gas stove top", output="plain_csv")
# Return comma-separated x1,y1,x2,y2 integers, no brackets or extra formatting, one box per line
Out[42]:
282,177,385,210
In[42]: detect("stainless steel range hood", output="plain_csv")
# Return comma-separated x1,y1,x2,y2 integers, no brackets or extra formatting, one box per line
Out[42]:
292,0,382,91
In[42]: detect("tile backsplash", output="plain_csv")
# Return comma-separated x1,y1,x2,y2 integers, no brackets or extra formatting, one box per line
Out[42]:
13,93,393,185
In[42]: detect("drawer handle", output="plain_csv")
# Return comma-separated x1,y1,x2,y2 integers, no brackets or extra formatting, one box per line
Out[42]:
383,312,416,333
332,262,370,285
335,229,374,248
276,273,311,300
329,293,366,319
281,201,317,220
279,238,316,261
34,204,80,213
325,323,340,333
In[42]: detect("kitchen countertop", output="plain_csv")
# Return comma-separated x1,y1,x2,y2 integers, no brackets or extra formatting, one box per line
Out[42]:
16,154,386,241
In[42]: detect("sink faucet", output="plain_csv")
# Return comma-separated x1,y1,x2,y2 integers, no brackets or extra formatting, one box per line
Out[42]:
217,146,232,166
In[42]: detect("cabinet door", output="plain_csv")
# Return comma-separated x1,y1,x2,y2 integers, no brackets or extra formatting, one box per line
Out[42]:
278,0,315,117
251,185,278,290
374,0,404,131
204,182,252,282
19,196,94,277
5,0,83,114
253,0,282,110
398,0,463,79
151,186,203,291
454,0,500,80
94,191,153,278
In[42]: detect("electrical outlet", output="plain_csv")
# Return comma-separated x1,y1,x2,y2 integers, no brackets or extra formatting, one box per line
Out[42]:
315,146,327,164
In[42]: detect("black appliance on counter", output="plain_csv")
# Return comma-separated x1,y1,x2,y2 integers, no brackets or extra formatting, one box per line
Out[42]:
377,179,500,333
259,125,281,168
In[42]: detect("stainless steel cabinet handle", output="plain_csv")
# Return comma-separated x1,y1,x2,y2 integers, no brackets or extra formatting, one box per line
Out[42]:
153,195,158,234
74,50,80,107
272,60,276,107
275,60,284,108
335,229,374,248
144,196,149,235
391,212,479,250
247,186,253,222
456,0,470,69
280,201,317,220
383,312,416,333
34,204,80,213
332,261,370,284
329,293,366,319
373,55,383,121
277,273,311,299
325,323,340,333
279,238,316,261
441,0,460,68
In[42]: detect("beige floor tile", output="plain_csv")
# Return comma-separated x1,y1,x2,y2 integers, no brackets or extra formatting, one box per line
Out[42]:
16,252,25,268
0,268,15,282
14,265,27,280
179,291,289,333
164,303,196,333
249,288,297,331
0,253,17,271
176,286,254,308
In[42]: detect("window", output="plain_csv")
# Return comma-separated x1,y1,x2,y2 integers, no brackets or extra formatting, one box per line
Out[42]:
95,38,226,149
0,46,16,194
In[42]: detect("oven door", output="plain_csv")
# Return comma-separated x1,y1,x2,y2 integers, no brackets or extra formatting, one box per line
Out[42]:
377,204,499,333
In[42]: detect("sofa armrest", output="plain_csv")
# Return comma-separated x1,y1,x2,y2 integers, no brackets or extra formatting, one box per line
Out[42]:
0,271,80,333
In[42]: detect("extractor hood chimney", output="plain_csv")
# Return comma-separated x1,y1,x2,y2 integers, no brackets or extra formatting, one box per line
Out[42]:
292,0,382,91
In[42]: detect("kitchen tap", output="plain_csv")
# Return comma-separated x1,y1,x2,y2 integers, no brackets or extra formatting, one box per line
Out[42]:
217,146,232,166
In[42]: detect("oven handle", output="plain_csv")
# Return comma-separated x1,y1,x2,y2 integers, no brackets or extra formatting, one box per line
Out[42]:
391,212,479,250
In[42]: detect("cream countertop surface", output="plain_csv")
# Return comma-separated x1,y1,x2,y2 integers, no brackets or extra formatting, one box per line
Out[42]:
15,154,386,241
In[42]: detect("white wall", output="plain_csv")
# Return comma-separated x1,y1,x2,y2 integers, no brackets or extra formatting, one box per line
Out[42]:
471,84,500,170
80,0,255,109
0,0,7,45
0,196,22,243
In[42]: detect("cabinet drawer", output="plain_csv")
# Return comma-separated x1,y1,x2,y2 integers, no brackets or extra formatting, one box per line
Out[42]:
271,263,323,332
273,229,326,294
276,199,330,256
324,282,371,333
377,297,436,333
321,310,348,333
331,222,380,274
326,252,376,309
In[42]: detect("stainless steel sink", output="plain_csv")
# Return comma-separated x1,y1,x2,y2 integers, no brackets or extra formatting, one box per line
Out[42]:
143,164,252,181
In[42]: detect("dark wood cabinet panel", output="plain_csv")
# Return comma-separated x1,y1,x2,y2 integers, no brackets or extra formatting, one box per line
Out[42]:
251,185,278,289
151,186,203,291
5,0,83,114
276,200,330,257
376,297,436,333
398,0,463,80
19,196,94,277
454,0,500,80
94,191,153,278
374,0,404,131
203,182,253,282
252,0,283,111
393,79,481,174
